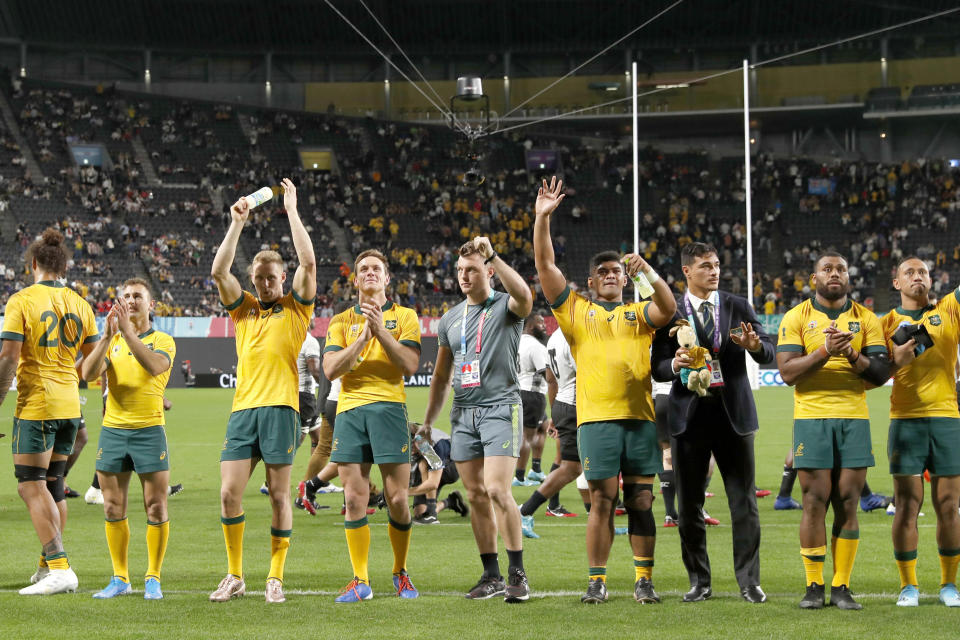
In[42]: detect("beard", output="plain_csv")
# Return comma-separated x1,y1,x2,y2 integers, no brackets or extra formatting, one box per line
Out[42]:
816,281,849,301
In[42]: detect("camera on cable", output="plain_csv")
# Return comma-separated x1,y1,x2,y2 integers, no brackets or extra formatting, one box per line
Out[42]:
449,77,499,188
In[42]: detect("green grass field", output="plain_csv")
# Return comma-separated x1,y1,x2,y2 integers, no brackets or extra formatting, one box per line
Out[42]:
1,386,959,639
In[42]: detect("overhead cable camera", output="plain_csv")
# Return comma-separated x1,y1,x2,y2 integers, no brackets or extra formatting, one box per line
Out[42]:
450,76,498,188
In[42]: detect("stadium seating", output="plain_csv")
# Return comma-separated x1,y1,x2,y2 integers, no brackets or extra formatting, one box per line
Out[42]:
1,77,958,318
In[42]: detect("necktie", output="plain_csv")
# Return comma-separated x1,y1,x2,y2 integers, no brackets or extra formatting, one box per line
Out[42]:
700,301,715,342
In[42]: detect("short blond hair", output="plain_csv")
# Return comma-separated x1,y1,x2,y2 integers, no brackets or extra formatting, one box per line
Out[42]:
122,277,153,298
354,249,389,273
248,250,284,275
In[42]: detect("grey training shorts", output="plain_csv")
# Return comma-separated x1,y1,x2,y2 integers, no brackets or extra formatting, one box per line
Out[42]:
450,403,521,461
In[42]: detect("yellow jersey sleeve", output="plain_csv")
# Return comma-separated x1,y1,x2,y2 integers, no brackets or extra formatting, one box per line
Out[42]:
225,291,253,321
0,294,25,341
860,311,887,355
550,286,588,346
942,288,960,331
880,311,899,350
290,289,315,324
324,311,348,352
154,331,177,368
776,307,804,352
80,296,99,345
637,300,659,332
398,307,421,350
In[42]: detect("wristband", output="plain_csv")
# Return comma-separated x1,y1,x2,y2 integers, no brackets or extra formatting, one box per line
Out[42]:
642,268,660,285
484,253,498,264
846,350,861,365
819,345,831,358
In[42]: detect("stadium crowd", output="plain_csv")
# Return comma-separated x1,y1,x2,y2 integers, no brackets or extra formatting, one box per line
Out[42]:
0,79,958,324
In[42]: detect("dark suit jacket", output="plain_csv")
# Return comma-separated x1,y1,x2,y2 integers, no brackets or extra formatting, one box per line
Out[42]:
651,291,775,437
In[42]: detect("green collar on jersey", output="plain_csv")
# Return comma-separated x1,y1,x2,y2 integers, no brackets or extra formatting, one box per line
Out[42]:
595,299,624,311
811,297,851,320
354,301,393,314
257,297,281,310
894,304,935,321
37,280,65,288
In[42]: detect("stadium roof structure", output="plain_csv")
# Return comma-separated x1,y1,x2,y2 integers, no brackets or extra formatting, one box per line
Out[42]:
0,0,957,57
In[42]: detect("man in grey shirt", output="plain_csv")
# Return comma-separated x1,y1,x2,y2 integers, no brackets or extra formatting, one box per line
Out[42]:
423,237,533,602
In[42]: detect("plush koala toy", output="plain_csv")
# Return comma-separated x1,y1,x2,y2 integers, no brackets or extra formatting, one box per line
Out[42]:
669,319,713,397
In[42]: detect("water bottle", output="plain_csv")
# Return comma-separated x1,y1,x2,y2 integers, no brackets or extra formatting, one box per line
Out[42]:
624,258,655,299
242,186,280,210
414,435,444,470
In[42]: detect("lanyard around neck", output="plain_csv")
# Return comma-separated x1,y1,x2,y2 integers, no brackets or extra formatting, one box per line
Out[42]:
461,292,495,356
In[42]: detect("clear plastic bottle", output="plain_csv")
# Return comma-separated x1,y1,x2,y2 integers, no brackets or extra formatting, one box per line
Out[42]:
242,186,280,209
414,435,444,470
624,259,655,299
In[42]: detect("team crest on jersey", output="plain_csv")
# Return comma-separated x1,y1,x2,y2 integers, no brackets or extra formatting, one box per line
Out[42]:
808,321,817,329
624,311,637,322
385,320,397,330
929,315,942,326
112,344,120,353
848,321,860,333
588,309,596,318
350,324,360,336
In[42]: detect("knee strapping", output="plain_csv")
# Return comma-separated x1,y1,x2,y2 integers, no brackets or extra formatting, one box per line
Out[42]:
622,483,653,511
46,476,65,502
624,483,656,536
46,461,67,502
47,460,67,479
14,465,47,483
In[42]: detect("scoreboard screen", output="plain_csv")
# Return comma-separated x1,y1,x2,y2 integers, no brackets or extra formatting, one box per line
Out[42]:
299,149,334,171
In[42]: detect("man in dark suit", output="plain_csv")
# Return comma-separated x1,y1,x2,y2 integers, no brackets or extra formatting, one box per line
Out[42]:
652,242,775,604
